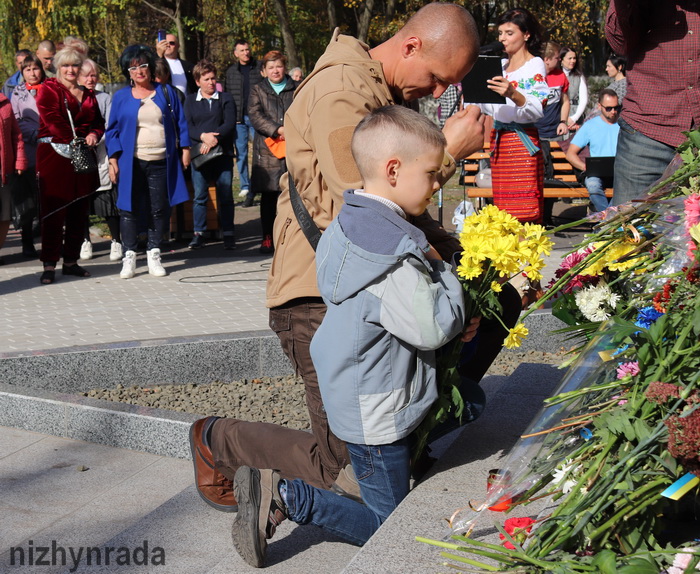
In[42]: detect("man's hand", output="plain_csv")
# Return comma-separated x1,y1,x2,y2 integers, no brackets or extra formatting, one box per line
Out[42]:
443,105,485,160
461,316,481,343
155,39,167,58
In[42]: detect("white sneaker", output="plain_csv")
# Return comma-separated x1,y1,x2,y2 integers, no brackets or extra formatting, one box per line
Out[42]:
120,250,136,279
109,240,123,262
80,239,93,260
238,187,249,197
147,248,167,277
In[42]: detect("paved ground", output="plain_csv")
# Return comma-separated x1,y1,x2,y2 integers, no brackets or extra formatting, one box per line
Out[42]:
0,195,588,572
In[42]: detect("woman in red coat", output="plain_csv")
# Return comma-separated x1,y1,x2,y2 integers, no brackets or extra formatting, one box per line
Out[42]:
36,46,104,284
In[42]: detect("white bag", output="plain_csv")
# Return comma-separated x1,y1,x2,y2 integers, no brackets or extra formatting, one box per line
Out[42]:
452,200,476,233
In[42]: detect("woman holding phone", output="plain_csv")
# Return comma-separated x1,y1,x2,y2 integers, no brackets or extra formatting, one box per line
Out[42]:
468,7,549,224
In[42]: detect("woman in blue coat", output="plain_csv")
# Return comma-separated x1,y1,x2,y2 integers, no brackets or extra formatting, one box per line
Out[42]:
106,44,190,279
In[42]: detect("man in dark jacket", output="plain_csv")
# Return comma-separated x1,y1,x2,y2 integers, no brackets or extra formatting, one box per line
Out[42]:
223,40,263,204
184,60,237,250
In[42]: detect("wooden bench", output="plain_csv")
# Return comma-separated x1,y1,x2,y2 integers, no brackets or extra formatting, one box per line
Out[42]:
170,184,223,240
459,141,613,201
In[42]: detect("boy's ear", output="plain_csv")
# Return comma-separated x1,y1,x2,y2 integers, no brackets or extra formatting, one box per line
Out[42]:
386,157,400,185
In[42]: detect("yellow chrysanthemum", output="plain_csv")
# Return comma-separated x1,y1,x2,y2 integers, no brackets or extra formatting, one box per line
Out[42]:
604,242,639,272
524,262,544,281
490,280,503,293
460,236,489,264
504,323,529,349
484,235,522,276
457,257,484,280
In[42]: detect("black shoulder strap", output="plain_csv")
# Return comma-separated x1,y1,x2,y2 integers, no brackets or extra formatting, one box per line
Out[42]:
162,85,180,148
287,172,322,251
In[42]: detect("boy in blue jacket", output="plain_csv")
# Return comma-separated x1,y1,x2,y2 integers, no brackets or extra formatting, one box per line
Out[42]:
231,105,480,567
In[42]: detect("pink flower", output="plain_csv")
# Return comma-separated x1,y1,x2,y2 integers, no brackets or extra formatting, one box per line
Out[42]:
685,194,700,230
616,361,640,379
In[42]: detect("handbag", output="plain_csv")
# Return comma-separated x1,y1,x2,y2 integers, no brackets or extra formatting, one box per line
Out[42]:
190,143,224,169
65,97,97,174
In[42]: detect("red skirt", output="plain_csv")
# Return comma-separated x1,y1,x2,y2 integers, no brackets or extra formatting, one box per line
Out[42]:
490,127,543,224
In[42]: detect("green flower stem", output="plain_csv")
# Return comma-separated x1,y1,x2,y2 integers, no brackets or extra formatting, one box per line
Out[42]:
543,380,625,405
586,476,668,541
438,551,501,571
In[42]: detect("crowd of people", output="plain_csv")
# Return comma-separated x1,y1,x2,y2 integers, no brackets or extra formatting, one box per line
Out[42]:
0,34,307,275
1,0,697,568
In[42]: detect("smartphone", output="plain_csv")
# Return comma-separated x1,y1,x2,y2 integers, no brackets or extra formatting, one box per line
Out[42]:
157,29,166,43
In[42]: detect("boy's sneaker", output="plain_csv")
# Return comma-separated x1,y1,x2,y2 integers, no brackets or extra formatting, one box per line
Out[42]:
231,466,287,568
147,248,167,277
188,234,206,249
259,235,274,254
120,250,136,279
109,240,123,261
80,239,93,260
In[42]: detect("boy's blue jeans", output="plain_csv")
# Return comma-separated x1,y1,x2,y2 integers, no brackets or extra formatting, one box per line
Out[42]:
283,439,411,546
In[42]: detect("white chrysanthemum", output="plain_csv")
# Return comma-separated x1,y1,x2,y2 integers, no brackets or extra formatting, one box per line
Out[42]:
552,459,578,494
574,282,621,322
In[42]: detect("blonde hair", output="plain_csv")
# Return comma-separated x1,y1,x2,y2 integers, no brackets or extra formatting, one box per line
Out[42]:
54,47,85,79
351,106,446,180
543,41,561,60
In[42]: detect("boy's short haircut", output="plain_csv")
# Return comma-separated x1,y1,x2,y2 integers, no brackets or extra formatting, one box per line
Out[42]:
543,41,561,60
351,105,446,180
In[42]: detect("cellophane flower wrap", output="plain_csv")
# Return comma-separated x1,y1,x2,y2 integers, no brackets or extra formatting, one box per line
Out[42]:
418,131,700,572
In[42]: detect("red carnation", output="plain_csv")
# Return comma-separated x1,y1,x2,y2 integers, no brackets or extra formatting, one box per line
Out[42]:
500,517,536,549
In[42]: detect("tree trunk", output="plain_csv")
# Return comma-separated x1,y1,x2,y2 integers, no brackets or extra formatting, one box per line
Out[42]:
357,0,375,44
272,0,300,69
328,0,339,30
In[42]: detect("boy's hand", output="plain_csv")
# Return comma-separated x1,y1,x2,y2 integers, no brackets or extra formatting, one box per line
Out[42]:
461,316,481,343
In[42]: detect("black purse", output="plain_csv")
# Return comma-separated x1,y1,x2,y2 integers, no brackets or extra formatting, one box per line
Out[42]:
65,97,98,174
191,143,224,169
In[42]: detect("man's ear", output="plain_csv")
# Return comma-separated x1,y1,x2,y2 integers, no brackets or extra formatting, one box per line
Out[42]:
386,157,401,185
401,36,422,59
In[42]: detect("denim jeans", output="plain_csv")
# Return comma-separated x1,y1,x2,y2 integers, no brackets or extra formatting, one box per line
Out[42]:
235,115,255,191
283,439,411,546
120,158,169,251
612,117,676,206
584,176,611,213
191,156,235,235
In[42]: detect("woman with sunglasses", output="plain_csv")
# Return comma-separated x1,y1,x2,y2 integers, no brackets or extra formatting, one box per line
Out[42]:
106,44,190,279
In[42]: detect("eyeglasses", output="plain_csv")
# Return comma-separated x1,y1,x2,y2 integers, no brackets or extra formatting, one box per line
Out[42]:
167,41,177,46
128,63,149,73
602,105,622,112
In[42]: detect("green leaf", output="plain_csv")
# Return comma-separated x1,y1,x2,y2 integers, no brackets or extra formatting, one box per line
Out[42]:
617,557,659,574
591,549,618,574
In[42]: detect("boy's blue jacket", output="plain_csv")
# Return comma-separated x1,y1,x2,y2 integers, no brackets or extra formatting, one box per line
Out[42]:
310,190,466,445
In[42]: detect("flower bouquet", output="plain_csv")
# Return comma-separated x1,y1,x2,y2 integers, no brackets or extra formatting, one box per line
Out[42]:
410,205,554,462
418,131,700,571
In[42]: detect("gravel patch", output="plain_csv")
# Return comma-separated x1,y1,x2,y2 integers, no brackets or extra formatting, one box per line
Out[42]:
83,350,568,428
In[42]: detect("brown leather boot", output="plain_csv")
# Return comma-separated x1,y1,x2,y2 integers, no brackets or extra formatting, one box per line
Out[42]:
189,417,238,512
